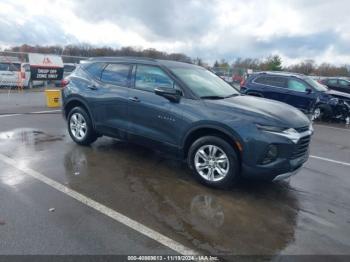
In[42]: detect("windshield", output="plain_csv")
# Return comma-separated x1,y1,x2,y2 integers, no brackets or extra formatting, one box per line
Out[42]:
171,67,239,98
304,77,328,92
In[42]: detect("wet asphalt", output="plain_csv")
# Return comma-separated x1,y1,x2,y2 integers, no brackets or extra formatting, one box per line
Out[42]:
0,91,350,258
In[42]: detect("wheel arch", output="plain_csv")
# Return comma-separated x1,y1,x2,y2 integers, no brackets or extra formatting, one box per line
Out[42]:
64,97,94,124
182,125,243,163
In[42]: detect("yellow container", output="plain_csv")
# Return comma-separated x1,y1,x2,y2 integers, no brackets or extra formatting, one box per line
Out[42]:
45,89,61,108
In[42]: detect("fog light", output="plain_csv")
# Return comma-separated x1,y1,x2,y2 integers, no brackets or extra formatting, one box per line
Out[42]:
261,144,278,165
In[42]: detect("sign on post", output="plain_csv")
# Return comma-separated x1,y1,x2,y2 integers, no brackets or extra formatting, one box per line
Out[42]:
28,54,64,80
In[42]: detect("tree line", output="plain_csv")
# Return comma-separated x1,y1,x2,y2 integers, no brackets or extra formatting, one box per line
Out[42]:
226,56,350,77
2,44,349,77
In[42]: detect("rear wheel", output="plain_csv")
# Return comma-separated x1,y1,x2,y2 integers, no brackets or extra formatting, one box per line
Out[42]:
68,107,98,146
188,136,240,189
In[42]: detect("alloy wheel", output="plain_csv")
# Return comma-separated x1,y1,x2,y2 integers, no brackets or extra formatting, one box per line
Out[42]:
70,112,87,140
194,145,230,182
312,107,321,121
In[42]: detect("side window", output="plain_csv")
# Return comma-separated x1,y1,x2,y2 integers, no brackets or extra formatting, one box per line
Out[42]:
328,79,337,85
254,76,286,88
101,64,130,86
254,76,268,85
288,79,308,92
86,63,106,79
135,65,173,91
265,76,286,88
339,80,350,87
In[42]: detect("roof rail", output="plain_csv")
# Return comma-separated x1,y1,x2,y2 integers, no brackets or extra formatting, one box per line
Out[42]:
88,56,158,62
256,71,305,77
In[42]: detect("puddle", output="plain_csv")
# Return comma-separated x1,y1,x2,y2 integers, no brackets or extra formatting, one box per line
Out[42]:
60,141,299,255
0,128,65,154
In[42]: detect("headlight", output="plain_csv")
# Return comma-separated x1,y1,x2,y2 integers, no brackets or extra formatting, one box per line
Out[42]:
256,124,287,133
329,98,339,105
309,123,314,133
256,124,301,143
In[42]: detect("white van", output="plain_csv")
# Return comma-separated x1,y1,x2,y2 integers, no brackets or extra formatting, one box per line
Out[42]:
0,62,31,88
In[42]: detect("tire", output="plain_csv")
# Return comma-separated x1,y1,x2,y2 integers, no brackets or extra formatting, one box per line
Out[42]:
312,104,332,121
188,136,240,189
67,107,98,146
311,106,322,121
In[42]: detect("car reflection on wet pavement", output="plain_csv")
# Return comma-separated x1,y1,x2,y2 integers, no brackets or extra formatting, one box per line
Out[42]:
0,122,350,256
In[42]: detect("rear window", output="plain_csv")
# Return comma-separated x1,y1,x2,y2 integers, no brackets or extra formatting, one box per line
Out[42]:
0,63,20,71
85,63,106,79
254,75,286,88
101,63,130,86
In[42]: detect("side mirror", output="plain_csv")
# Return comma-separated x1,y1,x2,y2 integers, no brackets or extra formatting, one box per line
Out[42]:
154,87,182,103
305,88,312,94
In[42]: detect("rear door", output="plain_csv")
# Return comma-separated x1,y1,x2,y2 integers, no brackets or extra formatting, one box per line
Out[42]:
285,78,316,113
252,75,288,102
81,62,132,139
95,63,132,138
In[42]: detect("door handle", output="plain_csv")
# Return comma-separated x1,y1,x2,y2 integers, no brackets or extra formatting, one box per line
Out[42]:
88,84,98,90
128,97,140,102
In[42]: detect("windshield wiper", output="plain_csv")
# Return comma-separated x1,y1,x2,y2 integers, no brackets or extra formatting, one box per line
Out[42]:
200,95,225,100
224,93,240,98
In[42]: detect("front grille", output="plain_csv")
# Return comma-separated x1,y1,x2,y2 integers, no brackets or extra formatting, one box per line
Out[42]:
295,126,309,133
290,135,311,159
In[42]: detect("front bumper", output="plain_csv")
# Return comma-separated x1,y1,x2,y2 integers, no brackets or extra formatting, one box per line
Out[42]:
272,166,301,181
240,127,312,181
241,151,308,181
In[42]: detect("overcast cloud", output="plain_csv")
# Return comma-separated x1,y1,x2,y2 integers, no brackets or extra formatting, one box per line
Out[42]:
0,0,349,65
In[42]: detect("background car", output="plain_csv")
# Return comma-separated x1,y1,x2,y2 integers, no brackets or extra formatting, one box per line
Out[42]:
320,78,350,94
240,71,350,121
0,60,31,88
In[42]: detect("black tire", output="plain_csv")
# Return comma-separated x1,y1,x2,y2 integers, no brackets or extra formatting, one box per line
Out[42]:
188,136,240,189
67,107,98,146
312,104,332,121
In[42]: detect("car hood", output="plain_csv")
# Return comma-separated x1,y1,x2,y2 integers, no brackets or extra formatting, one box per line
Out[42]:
205,95,310,128
325,89,350,99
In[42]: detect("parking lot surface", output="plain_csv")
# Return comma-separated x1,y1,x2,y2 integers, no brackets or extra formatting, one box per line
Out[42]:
0,92,350,258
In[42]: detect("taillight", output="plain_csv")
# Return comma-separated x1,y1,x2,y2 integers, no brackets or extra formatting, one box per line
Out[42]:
61,79,70,88
240,79,246,87
21,72,26,79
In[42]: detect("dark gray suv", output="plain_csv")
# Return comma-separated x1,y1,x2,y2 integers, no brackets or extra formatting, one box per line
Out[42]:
62,57,313,188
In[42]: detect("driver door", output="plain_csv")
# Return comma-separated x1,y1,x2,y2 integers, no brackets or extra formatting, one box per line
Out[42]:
127,64,184,149
285,78,316,113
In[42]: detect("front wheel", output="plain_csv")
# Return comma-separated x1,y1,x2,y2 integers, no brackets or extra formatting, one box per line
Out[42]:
68,107,98,146
188,136,240,189
311,106,322,121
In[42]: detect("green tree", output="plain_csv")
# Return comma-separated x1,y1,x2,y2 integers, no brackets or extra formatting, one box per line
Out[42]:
265,55,283,71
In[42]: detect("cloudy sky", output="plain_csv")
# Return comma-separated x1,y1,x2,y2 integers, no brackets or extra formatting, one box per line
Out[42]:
0,0,349,65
